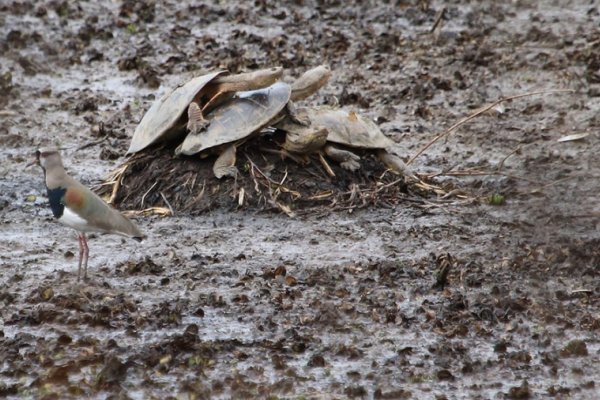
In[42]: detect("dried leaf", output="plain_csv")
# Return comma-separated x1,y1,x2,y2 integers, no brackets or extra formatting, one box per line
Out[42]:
557,132,590,142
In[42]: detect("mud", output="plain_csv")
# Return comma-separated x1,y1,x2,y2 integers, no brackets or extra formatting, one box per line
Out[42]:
1,0,600,398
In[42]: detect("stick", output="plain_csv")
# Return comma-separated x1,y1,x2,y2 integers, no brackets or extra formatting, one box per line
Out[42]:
430,7,446,33
374,177,404,193
184,179,206,212
318,152,335,177
429,168,540,184
529,175,582,193
245,155,299,195
75,135,108,151
160,191,175,216
107,164,128,205
406,89,574,166
140,181,159,208
497,145,524,173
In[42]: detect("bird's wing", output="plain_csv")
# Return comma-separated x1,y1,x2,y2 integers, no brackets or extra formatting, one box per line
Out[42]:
62,176,144,238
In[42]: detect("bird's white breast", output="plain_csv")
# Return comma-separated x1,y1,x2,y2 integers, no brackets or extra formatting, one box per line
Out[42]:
58,207,92,232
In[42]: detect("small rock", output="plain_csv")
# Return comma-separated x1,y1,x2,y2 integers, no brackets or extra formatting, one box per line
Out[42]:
307,354,325,367
345,385,367,398
494,340,508,353
507,380,530,399
560,340,588,357
436,369,454,381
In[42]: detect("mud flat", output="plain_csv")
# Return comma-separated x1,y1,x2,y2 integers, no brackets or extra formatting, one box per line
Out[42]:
1,1,599,398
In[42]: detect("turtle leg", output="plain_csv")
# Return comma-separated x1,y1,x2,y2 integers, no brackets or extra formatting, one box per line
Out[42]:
186,102,209,135
324,144,361,171
377,149,417,180
213,144,238,179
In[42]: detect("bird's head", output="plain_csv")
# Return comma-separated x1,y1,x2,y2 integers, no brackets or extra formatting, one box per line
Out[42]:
27,147,64,171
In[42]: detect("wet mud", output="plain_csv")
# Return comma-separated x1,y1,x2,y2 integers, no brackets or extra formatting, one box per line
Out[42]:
1,0,600,398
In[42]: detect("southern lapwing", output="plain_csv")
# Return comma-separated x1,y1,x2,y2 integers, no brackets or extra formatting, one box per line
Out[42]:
31,148,145,280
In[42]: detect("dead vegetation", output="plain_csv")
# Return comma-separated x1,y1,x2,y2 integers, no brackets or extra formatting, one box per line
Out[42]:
98,131,425,216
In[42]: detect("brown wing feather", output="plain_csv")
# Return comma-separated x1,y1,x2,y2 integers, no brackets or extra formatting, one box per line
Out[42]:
63,175,145,239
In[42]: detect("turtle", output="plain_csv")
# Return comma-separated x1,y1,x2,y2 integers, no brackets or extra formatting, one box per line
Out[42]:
274,64,332,153
275,106,414,178
175,65,332,179
175,82,292,178
127,66,283,154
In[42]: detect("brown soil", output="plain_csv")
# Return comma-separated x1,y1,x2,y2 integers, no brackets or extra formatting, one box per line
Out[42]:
1,0,599,399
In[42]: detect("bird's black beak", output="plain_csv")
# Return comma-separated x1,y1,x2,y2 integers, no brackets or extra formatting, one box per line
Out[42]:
25,150,41,169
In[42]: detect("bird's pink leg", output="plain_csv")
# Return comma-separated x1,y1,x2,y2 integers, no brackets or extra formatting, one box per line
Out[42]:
81,233,89,280
77,233,84,281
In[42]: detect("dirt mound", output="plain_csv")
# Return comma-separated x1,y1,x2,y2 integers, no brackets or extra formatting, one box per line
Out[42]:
101,130,419,215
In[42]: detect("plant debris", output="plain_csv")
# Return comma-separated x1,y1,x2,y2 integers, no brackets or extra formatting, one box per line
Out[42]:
99,131,427,215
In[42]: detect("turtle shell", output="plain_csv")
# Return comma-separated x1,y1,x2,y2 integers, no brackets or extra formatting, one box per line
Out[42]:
300,107,395,149
127,70,226,154
176,82,292,156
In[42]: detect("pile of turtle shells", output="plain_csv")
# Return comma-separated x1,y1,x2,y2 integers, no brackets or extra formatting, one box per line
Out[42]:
103,65,417,215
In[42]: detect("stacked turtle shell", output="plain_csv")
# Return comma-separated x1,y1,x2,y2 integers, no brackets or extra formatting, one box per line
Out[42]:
128,65,411,180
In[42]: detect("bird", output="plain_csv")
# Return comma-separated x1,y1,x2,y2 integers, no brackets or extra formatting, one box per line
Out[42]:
31,147,145,280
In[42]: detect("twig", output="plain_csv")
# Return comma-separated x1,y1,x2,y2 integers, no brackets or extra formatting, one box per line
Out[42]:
407,89,574,166
245,155,300,196
0,110,18,117
418,197,480,209
270,200,296,218
106,164,128,205
184,179,206,212
375,177,404,193
430,7,446,33
238,187,245,206
307,157,333,181
377,169,395,181
529,175,582,193
108,178,121,205
318,152,335,177
75,135,108,151
123,207,171,217
160,191,175,216
307,191,334,200
348,183,360,203
425,163,460,179
571,289,593,294
440,188,471,199
140,181,159,208
261,147,306,165
278,168,289,187
413,179,446,194
245,155,300,215
497,145,524,173
183,174,198,193
428,168,541,184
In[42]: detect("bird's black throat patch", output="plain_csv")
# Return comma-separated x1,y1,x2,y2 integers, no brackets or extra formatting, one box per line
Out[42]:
47,187,66,218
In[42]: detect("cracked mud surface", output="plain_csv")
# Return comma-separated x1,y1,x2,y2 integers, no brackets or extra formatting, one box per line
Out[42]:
1,1,599,398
